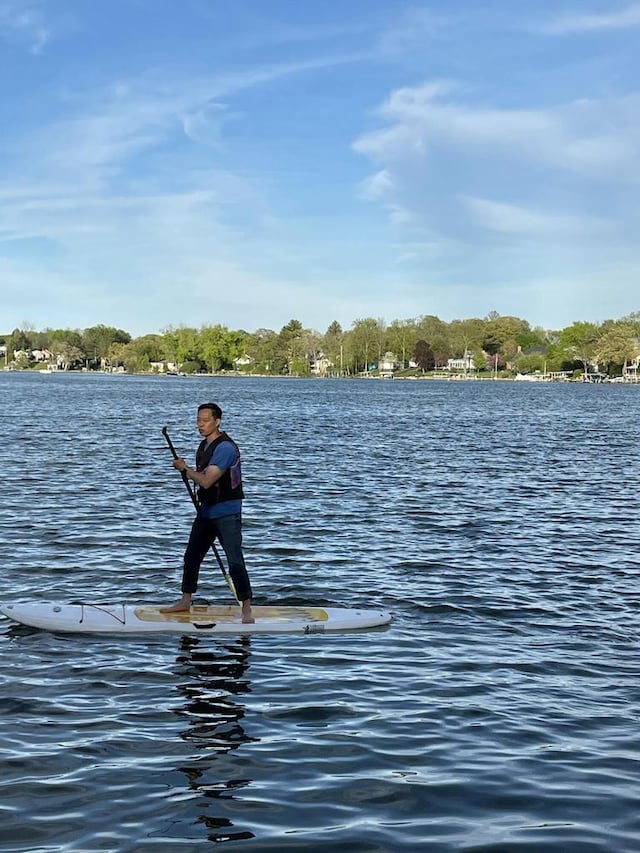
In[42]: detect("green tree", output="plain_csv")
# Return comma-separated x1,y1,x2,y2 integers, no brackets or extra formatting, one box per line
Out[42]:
263,334,287,374
246,328,277,372
417,315,450,365
449,318,484,373
483,313,540,355
120,341,149,373
620,311,640,337
54,342,84,370
197,325,249,372
131,334,164,366
107,341,127,369
543,340,569,372
323,321,344,374
199,324,229,373
558,321,600,377
9,327,33,360
299,327,322,376
521,325,548,350
224,328,250,369
473,348,488,371
514,353,546,374
349,317,385,372
83,325,131,366
32,329,53,351
595,322,637,375
387,319,420,368
277,319,306,375
162,326,199,370
49,328,84,349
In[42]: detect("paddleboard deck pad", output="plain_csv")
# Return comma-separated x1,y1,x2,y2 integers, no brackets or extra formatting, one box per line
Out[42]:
0,602,391,635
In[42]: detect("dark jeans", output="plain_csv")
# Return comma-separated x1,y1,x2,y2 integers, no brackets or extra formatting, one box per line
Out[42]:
182,513,252,602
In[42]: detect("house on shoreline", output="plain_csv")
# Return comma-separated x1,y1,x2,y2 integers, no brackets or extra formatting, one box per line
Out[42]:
623,356,639,382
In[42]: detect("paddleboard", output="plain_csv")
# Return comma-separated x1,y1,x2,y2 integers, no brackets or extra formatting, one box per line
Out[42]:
0,601,391,635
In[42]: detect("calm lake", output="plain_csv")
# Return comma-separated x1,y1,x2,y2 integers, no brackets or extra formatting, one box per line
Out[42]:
1,371,639,852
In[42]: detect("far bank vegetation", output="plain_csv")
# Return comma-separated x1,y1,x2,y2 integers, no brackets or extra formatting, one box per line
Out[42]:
2,311,640,381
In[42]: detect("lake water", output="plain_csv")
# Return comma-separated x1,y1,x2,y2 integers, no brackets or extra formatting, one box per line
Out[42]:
1,371,639,852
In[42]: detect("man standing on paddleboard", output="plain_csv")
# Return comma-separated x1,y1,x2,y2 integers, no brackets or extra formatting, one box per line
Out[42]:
162,402,254,623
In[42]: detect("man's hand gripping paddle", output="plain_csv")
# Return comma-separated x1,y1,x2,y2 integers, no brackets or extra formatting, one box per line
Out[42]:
162,426,238,601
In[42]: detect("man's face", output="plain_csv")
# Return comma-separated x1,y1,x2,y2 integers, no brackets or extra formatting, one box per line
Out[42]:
197,410,220,437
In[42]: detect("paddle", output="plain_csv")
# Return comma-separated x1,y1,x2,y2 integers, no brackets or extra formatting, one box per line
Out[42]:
161,426,238,600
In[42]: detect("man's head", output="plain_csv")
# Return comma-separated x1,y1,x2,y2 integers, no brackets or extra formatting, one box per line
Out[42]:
198,402,222,420
197,402,222,437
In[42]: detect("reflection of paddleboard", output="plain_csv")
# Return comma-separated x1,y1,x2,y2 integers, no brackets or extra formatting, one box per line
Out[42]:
0,602,392,635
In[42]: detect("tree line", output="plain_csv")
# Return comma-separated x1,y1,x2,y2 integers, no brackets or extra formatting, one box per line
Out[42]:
2,311,640,376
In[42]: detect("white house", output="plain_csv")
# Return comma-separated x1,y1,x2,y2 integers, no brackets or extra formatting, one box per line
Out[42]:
149,361,178,374
447,351,476,371
233,354,254,368
310,354,332,375
31,348,54,363
379,352,399,371
623,355,640,382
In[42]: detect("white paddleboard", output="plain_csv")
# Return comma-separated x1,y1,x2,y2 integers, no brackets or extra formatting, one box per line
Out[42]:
0,601,391,635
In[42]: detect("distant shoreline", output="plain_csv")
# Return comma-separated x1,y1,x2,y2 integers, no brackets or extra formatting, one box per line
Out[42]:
3,367,638,385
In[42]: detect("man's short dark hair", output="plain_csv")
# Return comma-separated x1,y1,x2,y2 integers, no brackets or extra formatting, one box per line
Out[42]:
198,402,222,419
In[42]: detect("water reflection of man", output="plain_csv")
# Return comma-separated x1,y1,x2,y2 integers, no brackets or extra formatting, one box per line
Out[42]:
174,635,257,844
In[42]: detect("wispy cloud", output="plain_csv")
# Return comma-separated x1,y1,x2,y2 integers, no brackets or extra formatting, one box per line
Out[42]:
2,1,639,334
354,82,640,251
0,49,375,332
463,196,611,239
352,78,640,277
377,6,452,57
5,51,367,201
0,1,50,53
180,102,236,148
546,3,640,34
355,82,640,180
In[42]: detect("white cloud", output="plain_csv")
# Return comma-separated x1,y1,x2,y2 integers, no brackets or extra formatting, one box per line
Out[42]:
352,81,640,259
0,43,385,334
355,83,640,181
359,169,422,228
3,51,366,221
6,52,368,196
377,7,451,57
351,77,640,324
547,3,640,34
463,196,611,239
392,238,460,264
3,3,638,335
0,1,50,53
180,102,234,147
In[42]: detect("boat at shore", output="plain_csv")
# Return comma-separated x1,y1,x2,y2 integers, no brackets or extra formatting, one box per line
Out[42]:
514,371,571,382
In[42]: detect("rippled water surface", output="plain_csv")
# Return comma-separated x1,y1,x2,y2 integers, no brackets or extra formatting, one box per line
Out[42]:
1,372,639,852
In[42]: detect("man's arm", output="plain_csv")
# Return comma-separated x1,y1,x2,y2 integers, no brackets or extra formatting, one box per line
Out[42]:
173,442,235,488
173,457,224,488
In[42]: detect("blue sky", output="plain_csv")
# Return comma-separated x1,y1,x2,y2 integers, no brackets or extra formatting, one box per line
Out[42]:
1,0,639,337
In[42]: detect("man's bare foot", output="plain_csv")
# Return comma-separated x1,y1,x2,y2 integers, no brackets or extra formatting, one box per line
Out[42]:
161,595,192,613
241,600,255,624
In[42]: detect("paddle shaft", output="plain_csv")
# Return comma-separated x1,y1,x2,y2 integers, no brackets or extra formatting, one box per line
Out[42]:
161,426,238,600
162,426,199,508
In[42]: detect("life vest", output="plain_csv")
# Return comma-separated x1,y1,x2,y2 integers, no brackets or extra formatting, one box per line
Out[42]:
195,431,244,506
